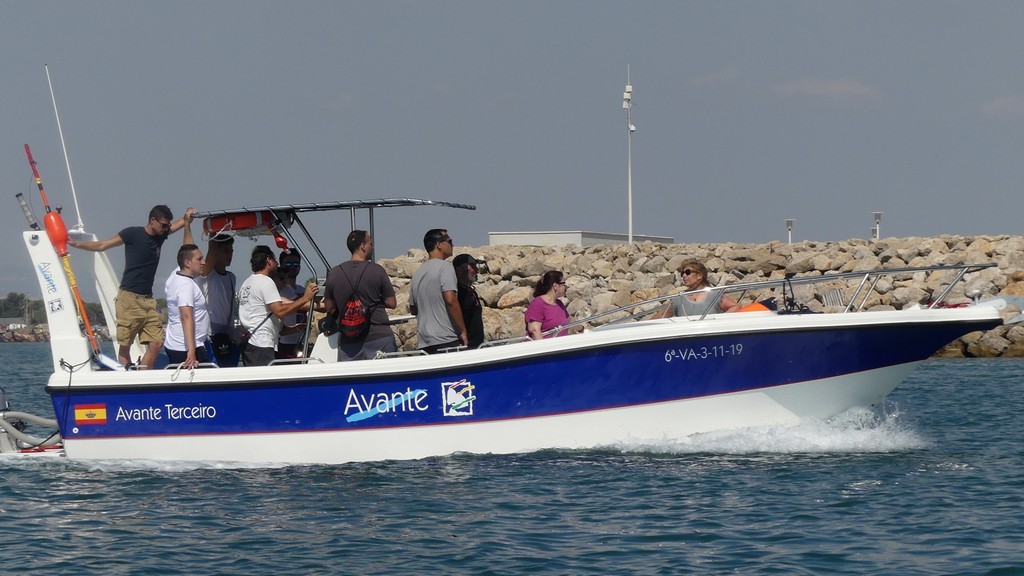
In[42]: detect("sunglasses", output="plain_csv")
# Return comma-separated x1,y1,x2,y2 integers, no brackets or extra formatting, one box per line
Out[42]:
282,262,301,268
440,237,453,244
681,269,697,276
555,280,567,285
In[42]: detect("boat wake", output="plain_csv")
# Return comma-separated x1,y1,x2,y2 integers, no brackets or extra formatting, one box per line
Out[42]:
605,402,929,455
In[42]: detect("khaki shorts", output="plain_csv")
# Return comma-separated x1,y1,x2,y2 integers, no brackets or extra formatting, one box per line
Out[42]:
114,289,164,346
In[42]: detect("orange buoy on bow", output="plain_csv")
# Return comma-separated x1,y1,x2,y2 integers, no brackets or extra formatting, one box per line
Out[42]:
25,145,70,257
24,143,100,356
44,210,69,256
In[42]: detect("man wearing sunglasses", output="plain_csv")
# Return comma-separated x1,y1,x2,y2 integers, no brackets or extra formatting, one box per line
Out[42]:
69,204,197,369
276,250,306,358
408,228,468,353
238,245,318,366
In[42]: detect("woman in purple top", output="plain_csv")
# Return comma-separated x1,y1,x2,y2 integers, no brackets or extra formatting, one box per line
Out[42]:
525,270,571,339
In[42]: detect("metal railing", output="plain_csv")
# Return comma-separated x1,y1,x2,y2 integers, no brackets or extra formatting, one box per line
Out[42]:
553,263,997,336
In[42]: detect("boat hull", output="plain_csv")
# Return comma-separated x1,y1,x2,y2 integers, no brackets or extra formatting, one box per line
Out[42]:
47,310,1000,464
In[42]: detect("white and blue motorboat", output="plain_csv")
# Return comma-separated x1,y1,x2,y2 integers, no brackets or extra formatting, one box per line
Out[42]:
3,199,1008,464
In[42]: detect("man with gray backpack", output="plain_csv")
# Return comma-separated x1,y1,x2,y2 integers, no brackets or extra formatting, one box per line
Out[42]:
322,230,398,361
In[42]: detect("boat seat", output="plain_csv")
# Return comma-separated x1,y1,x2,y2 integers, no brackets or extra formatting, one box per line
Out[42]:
308,332,340,363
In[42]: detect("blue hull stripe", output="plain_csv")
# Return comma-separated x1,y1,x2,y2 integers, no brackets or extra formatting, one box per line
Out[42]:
49,320,996,439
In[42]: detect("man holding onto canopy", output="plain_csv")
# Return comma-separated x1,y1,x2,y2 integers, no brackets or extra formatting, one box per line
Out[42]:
69,204,197,369
198,233,239,367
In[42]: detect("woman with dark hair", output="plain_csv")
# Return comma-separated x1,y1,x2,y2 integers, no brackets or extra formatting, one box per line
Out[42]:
654,260,740,318
525,270,571,339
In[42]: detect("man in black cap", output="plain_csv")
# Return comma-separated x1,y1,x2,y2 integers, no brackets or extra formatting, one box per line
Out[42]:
453,254,485,349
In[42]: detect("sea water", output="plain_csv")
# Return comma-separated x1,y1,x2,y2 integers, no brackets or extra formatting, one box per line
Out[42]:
0,342,1021,575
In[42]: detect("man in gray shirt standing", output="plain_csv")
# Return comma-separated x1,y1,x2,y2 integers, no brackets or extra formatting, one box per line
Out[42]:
408,228,467,353
324,230,399,361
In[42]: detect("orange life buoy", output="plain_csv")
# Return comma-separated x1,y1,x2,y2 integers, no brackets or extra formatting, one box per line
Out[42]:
203,210,277,237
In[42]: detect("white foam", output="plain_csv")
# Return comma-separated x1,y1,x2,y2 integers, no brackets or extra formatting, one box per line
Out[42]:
605,403,929,455
74,458,294,473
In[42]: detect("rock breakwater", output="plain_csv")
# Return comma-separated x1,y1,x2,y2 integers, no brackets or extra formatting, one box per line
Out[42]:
377,234,1024,357
0,329,50,343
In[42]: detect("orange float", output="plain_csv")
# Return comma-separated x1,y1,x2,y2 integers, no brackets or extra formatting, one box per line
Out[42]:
202,210,278,238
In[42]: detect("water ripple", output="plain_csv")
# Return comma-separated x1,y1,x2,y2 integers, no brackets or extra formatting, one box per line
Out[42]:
1,347,1023,573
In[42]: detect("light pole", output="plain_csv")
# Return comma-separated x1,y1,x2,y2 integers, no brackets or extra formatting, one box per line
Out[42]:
623,74,635,244
873,212,883,240
785,219,794,244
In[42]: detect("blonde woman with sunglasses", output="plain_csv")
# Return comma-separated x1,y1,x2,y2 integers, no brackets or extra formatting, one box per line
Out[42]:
653,260,741,319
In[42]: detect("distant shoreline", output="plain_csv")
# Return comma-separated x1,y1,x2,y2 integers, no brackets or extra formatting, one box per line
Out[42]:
0,328,110,344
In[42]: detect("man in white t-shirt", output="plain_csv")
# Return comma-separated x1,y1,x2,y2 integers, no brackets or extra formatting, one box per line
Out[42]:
164,243,211,369
237,245,318,367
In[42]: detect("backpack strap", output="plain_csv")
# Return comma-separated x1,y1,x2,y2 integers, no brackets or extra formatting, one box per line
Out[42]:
252,311,273,333
230,273,238,325
337,262,377,322
338,261,370,292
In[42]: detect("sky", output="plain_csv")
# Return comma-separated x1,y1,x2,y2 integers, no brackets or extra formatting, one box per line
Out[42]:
3,1,1024,298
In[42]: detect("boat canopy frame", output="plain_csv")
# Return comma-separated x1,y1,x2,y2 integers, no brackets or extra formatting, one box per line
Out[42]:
195,197,476,272
195,198,475,351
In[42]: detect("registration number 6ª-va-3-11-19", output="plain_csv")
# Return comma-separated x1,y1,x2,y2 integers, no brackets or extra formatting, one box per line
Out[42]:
664,344,744,362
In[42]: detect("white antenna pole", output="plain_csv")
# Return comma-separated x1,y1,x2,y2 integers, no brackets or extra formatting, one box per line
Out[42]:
622,66,635,244
46,64,85,232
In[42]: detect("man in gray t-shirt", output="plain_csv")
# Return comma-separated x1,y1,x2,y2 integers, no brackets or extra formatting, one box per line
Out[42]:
323,230,398,361
408,228,468,353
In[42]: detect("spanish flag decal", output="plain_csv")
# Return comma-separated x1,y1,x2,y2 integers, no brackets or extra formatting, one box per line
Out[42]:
74,403,108,425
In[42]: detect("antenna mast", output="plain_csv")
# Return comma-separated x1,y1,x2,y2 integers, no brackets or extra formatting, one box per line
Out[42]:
622,66,635,244
46,64,85,232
